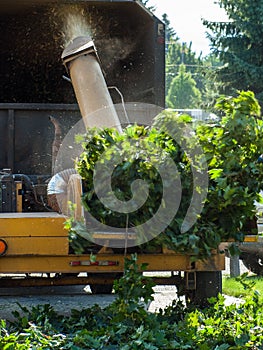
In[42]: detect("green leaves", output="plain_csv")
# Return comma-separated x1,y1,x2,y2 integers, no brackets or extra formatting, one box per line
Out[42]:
67,91,263,257
74,118,202,253
3,258,263,348
197,90,263,238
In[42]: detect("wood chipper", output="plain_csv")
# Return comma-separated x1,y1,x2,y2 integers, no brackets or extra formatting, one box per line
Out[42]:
0,0,230,305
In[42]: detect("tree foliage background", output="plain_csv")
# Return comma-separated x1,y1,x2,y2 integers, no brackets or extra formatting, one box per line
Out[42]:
161,10,223,110
140,0,223,110
203,0,263,108
166,64,201,108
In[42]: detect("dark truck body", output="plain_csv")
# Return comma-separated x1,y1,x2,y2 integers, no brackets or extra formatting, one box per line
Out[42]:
0,0,165,176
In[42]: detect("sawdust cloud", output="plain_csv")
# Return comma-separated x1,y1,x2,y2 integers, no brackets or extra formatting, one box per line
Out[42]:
51,4,135,57
51,4,92,48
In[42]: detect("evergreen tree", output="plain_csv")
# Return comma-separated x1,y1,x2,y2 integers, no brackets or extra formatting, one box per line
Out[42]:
166,39,206,97
199,54,224,110
138,0,156,12
166,64,201,109
163,11,205,102
203,0,263,106
162,13,177,44
139,8,219,110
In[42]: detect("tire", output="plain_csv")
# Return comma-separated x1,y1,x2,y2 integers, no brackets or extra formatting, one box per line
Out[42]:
90,283,113,294
89,273,122,294
185,271,222,307
240,253,263,275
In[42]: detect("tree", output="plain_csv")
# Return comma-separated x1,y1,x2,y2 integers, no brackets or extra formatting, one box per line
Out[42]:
162,13,177,44
166,40,205,97
138,0,156,12
163,13,207,104
199,54,224,110
166,64,201,109
203,0,263,107
138,9,220,110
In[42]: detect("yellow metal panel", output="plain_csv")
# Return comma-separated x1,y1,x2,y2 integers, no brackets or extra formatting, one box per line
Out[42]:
195,252,225,271
2,237,68,255
243,235,259,242
0,213,68,237
227,235,259,243
15,181,23,213
0,253,225,274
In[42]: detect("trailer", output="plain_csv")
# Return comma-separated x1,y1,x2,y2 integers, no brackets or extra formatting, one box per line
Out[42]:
0,0,228,306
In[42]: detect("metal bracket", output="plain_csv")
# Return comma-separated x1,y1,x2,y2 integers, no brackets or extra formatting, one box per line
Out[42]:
185,271,196,290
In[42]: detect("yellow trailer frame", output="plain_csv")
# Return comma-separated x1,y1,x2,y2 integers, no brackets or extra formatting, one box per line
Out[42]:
0,211,254,305
0,212,225,274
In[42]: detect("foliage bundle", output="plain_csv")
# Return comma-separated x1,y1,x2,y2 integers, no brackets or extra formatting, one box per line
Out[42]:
196,91,263,245
75,112,210,256
69,91,263,258
2,255,263,349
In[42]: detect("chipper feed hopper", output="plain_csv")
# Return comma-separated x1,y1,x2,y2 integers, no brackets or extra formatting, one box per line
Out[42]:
0,0,225,305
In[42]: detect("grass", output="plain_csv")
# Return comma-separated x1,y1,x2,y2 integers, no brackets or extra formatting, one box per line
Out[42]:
222,274,263,301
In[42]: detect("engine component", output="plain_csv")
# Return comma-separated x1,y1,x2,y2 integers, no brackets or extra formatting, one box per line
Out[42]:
0,170,50,212
0,172,17,212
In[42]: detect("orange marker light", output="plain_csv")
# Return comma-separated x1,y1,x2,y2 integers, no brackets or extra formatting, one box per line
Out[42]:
0,239,7,256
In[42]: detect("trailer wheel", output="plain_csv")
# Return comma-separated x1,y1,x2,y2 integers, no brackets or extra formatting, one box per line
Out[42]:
240,253,263,275
185,271,222,307
89,273,121,294
90,283,113,294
